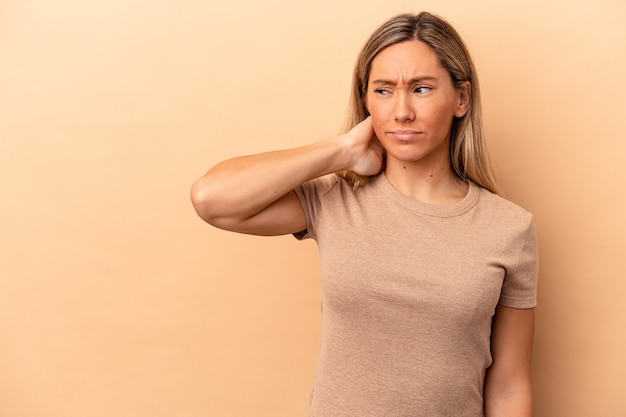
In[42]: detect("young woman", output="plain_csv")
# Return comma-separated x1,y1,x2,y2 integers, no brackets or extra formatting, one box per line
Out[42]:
191,12,537,417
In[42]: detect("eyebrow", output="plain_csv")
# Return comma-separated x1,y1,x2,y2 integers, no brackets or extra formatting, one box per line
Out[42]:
370,76,438,86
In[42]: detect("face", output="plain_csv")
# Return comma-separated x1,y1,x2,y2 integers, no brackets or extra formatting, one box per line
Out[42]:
366,40,469,169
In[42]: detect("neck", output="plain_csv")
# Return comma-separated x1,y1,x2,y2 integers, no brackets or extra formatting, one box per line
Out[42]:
384,158,468,205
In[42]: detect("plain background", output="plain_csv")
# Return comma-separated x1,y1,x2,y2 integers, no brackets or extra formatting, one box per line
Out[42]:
1,0,625,416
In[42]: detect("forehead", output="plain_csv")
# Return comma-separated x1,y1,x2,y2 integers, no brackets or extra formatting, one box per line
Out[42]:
369,40,446,79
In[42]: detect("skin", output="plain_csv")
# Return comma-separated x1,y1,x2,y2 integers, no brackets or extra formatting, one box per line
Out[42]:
365,40,470,204
485,305,535,417
191,39,534,417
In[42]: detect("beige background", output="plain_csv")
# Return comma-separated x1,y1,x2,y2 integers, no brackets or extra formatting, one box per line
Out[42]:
1,0,625,416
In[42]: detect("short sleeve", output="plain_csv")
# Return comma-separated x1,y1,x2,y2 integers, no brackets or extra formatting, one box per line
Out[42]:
292,174,340,241
498,217,539,308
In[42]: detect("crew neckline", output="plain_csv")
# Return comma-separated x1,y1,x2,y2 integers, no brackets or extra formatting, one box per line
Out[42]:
373,172,480,218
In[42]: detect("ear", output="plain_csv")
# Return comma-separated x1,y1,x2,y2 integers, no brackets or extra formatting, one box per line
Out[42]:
454,81,471,118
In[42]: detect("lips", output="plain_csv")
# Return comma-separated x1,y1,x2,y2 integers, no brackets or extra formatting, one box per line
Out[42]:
389,130,422,141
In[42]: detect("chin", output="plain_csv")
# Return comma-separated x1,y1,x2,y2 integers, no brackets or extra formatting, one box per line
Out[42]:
386,147,429,163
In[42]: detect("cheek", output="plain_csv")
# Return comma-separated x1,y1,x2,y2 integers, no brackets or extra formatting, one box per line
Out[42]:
369,113,386,140
366,102,386,132
425,101,455,128
373,125,386,142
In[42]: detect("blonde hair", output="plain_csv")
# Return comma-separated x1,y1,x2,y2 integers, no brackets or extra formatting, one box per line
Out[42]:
338,12,499,194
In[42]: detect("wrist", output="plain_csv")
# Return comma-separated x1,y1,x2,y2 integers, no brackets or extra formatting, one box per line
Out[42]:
321,134,356,173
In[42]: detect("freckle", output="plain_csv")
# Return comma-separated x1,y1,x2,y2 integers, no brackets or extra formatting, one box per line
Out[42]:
430,174,434,178
403,166,407,169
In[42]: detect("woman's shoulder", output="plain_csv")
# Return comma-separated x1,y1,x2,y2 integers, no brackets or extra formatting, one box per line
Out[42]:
476,185,534,224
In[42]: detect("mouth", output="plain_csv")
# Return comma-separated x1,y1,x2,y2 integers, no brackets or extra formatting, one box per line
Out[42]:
389,130,422,141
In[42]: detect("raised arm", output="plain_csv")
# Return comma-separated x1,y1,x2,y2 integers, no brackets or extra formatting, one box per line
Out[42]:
190,117,384,236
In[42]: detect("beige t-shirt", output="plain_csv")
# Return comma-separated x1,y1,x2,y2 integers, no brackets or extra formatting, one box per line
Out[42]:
294,173,538,417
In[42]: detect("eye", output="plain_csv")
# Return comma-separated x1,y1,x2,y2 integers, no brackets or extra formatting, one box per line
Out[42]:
373,88,391,95
414,86,432,94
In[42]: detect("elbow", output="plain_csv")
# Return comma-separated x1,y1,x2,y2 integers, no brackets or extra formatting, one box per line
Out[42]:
190,177,221,225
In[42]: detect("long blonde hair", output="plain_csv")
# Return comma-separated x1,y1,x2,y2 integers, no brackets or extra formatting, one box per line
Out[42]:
338,12,499,194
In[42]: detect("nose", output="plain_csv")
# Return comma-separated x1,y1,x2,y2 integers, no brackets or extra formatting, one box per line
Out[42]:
393,92,415,122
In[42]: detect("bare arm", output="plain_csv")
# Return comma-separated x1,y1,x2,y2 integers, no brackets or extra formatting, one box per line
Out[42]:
190,117,384,236
484,306,535,417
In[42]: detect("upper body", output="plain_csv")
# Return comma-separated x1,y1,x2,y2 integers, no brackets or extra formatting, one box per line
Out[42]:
294,173,536,416
191,12,536,417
